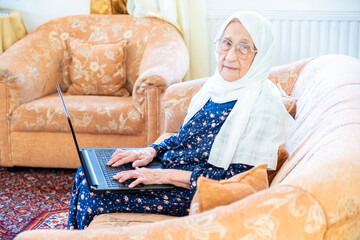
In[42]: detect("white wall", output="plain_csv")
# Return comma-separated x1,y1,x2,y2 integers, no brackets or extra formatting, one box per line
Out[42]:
0,0,90,32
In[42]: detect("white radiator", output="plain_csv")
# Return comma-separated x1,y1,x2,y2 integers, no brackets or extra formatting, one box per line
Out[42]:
206,10,360,72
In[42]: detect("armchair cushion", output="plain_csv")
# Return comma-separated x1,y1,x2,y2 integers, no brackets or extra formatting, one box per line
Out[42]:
10,94,144,135
67,38,129,96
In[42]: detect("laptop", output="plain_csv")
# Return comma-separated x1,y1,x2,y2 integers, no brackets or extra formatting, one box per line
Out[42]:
56,84,174,193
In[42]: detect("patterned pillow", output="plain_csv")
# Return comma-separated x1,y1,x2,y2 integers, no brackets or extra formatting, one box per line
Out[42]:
66,38,130,96
189,164,268,215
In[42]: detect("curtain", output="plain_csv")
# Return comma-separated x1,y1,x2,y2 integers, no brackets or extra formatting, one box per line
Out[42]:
90,0,128,14
126,0,209,81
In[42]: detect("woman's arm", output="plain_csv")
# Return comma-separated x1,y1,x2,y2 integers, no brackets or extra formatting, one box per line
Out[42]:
113,168,192,189
112,162,248,191
164,169,192,189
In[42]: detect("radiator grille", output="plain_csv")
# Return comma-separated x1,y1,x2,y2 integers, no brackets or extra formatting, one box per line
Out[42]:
206,11,360,72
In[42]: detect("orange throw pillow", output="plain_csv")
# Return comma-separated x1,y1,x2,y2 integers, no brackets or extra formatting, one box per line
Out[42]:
190,164,269,215
66,38,129,96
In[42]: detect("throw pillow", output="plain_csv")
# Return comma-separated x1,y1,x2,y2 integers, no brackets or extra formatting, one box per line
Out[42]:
66,38,129,96
190,164,268,215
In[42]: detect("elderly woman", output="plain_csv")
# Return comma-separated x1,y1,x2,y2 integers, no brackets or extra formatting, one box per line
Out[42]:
67,11,294,229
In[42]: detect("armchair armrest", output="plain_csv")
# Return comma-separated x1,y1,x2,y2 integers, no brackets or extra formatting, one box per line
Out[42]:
163,77,207,133
132,20,189,115
0,19,68,114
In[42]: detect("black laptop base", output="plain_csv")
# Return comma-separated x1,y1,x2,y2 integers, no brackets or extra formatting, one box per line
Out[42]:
80,148,175,194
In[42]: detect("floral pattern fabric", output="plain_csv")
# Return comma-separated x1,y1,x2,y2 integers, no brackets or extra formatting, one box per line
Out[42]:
66,38,129,96
10,94,144,135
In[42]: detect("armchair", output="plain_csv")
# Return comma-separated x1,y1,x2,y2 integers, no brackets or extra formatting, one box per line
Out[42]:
0,14,189,168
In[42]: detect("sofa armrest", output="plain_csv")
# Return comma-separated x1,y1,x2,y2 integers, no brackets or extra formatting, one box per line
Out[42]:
0,20,67,114
132,20,189,115
163,77,207,133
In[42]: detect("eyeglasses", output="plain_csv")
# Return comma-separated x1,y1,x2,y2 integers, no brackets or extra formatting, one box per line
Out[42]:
214,38,257,59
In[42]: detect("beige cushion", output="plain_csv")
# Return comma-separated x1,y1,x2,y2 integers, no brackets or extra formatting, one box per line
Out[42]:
86,212,177,229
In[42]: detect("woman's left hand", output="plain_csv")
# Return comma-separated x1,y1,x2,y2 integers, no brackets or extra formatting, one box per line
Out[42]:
113,167,169,188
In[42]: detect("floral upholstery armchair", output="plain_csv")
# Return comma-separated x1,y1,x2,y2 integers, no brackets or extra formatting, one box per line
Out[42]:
0,14,189,168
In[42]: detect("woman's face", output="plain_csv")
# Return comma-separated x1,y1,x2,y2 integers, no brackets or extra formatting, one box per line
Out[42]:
217,21,257,82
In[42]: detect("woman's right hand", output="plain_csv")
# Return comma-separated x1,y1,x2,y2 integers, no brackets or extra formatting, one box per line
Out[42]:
106,147,156,168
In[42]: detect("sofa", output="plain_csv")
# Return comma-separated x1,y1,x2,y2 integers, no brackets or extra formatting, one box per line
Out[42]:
15,54,360,239
0,14,189,169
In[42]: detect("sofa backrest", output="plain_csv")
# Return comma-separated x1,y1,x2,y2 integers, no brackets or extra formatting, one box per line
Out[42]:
271,54,360,186
271,55,360,238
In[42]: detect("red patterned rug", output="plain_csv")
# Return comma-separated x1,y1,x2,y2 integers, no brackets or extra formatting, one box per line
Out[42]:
0,167,77,240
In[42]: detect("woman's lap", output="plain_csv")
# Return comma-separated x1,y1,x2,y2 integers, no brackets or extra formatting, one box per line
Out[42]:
67,167,191,229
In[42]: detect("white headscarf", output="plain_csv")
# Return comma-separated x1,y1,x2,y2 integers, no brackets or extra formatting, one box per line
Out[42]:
183,11,294,170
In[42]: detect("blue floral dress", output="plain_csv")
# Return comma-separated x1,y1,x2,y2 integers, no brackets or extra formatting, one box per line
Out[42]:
67,99,253,229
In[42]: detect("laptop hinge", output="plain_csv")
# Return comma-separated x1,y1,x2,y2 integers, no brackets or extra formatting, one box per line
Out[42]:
81,150,99,187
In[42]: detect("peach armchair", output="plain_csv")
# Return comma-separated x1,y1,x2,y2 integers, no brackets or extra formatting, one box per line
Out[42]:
0,14,189,168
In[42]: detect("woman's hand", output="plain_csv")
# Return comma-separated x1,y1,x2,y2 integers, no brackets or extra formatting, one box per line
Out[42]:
106,147,156,168
113,168,192,189
113,168,169,188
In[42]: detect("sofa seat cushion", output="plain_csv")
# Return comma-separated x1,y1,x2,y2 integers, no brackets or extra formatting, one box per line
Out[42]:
15,185,327,239
86,212,177,229
10,93,144,135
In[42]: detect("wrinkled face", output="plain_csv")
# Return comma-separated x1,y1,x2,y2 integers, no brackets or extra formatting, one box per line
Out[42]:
217,20,257,82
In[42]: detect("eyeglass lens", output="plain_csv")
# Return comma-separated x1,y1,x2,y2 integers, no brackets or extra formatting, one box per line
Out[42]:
216,39,252,58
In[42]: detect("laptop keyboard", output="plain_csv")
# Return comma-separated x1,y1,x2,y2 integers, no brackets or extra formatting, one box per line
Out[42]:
95,149,133,188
